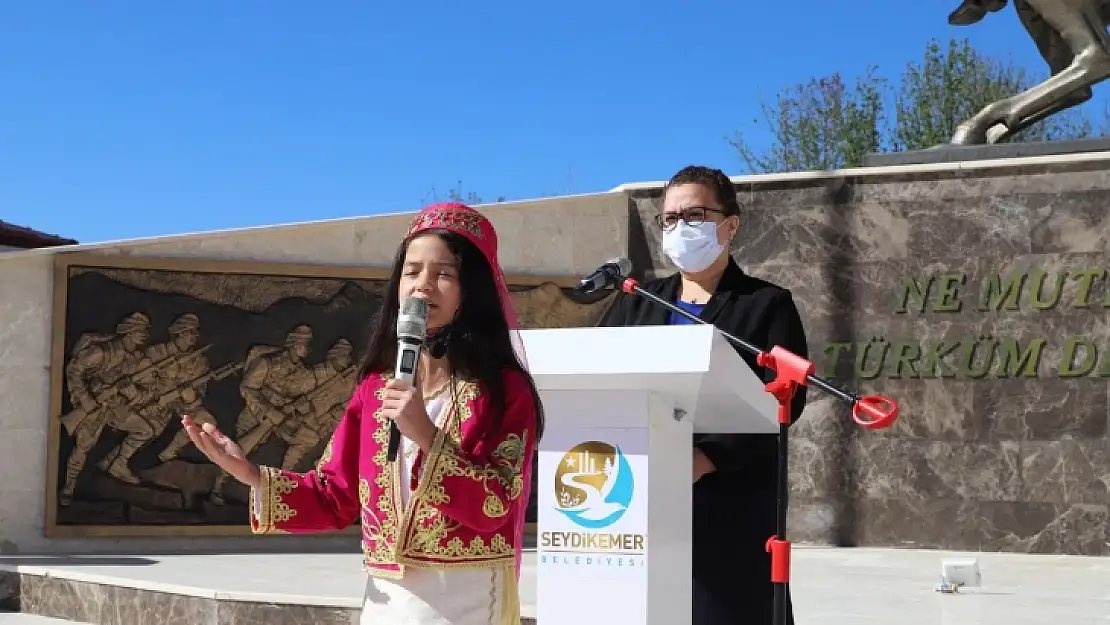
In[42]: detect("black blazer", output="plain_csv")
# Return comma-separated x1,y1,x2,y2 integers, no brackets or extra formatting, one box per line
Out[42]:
601,256,808,622
602,257,809,465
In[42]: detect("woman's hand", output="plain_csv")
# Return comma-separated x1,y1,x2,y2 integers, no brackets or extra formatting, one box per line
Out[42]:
181,415,261,489
382,379,437,451
693,447,716,483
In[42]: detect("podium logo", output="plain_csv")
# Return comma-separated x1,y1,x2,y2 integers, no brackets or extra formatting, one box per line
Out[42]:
553,441,634,529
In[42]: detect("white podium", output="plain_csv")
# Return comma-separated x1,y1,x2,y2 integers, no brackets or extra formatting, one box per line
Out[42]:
519,325,779,625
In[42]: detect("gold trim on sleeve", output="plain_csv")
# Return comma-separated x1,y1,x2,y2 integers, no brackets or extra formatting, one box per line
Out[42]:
250,465,298,534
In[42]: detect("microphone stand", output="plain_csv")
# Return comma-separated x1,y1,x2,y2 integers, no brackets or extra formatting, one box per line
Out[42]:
615,276,899,625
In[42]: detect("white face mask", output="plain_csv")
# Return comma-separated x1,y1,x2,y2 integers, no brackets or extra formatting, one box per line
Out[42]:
661,221,725,273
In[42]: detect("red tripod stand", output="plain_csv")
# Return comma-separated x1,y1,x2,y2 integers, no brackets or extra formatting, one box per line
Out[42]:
619,277,900,625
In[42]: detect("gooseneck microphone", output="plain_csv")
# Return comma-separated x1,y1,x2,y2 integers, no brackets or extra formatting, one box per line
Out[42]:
574,256,632,295
387,297,429,462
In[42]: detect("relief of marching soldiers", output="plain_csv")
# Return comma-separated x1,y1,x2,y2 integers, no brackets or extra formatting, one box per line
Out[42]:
58,311,357,507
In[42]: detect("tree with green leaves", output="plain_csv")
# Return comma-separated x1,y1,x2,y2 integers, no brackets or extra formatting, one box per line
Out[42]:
891,38,1094,150
732,37,1107,173
729,69,888,173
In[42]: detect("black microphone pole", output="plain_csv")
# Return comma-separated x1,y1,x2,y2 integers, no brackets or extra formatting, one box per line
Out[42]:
611,272,899,625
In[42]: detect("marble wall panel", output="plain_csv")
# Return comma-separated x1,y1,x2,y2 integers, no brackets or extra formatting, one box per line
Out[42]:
785,498,841,544
0,570,539,625
856,498,1110,555
856,379,981,441
7,572,361,625
977,378,1109,441
1020,440,1110,505
1030,188,1110,254
714,196,1032,268
20,576,217,625
851,436,1023,502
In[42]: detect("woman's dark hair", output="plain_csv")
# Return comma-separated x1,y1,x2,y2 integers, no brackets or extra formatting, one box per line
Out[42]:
358,228,545,441
665,165,741,217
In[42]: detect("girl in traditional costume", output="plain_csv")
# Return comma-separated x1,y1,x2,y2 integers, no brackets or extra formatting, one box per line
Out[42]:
182,202,543,625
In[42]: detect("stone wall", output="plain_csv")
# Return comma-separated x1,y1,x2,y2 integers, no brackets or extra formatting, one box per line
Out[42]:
3,152,1109,556
625,155,1110,556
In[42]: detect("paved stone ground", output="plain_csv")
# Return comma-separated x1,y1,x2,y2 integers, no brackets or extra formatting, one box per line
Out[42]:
787,547,1110,625
1,546,1107,623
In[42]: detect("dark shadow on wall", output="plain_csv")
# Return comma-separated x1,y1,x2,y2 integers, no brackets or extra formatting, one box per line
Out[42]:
824,177,860,546
626,196,656,281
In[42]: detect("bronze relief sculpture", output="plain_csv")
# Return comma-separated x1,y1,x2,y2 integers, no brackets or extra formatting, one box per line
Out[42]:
46,253,616,537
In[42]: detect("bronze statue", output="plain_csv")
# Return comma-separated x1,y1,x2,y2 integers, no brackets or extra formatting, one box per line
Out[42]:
949,0,1008,25
50,261,624,521
511,282,617,329
948,0,1110,145
57,312,239,504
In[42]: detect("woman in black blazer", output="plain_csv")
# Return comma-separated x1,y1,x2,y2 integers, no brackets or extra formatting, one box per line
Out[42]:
602,165,809,625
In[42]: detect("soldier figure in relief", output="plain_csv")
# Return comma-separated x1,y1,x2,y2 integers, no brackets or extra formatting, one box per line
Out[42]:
209,325,317,504
95,313,214,473
290,338,358,470
60,312,154,505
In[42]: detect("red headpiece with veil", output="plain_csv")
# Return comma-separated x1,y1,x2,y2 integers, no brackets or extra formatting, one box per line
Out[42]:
405,202,521,335
404,202,531,576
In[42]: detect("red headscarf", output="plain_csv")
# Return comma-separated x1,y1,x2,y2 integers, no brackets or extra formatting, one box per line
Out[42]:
404,201,531,577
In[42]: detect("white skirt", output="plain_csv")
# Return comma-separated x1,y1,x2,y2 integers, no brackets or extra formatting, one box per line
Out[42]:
359,564,520,625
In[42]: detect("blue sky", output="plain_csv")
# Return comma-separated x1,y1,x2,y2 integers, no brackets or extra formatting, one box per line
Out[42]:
1,1,1104,243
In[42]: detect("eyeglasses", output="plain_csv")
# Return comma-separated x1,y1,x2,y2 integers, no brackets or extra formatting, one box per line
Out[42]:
652,207,726,232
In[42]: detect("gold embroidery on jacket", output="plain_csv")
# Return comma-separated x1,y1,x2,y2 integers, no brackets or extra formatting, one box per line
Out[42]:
360,374,402,569
358,478,370,507
392,379,517,564
412,379,475,514
252,465,299,533
435,430,527,519
359,375,523,571
363,556,405,580
317,436,334,469
483,495,507,519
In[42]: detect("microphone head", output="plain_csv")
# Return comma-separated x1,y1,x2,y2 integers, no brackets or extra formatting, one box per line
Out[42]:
397,297,430,340
609,257,632,277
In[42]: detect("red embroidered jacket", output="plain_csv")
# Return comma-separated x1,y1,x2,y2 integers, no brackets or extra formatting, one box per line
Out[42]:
249,369,537,579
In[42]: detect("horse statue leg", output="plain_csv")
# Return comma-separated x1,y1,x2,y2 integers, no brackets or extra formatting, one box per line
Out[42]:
951,0,1110,145
983,89,1093,143
949,0,1008,26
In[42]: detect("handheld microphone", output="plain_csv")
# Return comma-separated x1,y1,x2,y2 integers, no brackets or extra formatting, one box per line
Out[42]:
387,297,429,462
574,257,632,295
